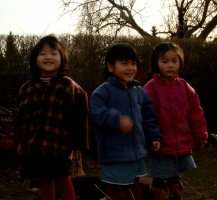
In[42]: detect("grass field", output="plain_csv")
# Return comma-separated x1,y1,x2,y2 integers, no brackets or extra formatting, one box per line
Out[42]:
82,144,217,200
180,144,217,199
0,144,217,199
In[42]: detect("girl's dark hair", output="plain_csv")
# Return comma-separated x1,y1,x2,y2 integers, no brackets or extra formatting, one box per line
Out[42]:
151,42,184,74
104,43,139,79
29,34,69,77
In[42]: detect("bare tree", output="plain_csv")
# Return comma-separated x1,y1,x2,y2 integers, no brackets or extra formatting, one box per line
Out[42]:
60,0,217,40
159,0,217,40
60,0,152,37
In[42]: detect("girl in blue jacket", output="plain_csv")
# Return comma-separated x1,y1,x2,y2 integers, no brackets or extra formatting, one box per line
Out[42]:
90,43,161,200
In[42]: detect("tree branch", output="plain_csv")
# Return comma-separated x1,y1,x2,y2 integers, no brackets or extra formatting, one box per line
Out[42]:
107,0,151,37
198,13,217,39
187,0,211,37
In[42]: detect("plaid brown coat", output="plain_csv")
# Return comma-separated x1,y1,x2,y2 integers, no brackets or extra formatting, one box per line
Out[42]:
15,76,89,158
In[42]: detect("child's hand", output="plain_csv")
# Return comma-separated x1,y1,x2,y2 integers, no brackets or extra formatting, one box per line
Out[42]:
17,142,23,156
120,116,133,134
151,141,160,151
198,144,205,152
194,144,205,152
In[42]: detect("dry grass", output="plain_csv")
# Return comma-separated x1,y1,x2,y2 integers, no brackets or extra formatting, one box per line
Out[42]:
82,145,217,199
0,145,217,199
181,144,217,199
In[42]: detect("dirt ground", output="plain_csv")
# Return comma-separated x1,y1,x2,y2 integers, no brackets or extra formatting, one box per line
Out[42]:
1,149,217,200
0,151,103,200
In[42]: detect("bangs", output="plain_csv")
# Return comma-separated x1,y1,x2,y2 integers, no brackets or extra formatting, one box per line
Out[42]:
157,50,168,58
114,45,138,61
37,40,60,53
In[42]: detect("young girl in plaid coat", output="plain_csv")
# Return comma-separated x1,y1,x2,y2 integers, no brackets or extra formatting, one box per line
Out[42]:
15,34,89,200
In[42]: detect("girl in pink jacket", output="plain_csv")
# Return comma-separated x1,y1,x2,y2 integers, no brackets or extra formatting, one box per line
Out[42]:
143,42,208,200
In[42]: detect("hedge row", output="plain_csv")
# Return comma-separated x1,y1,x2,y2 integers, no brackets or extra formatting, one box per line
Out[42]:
0,33,217,135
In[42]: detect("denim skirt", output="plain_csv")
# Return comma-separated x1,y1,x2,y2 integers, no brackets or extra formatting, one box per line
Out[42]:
101,159,147,185
149,154,196,178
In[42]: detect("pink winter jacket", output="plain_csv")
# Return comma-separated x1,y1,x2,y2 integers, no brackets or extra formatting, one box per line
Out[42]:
143,74,208,156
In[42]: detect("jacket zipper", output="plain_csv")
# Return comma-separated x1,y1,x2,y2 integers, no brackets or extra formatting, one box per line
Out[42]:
169,82,179,154
127,88,137,160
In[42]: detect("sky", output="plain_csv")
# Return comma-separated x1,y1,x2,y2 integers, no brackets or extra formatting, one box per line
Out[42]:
0,0,77,35
0,0,161,36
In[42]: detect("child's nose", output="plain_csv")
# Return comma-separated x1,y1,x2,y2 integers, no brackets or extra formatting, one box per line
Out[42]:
45,53,52,58
128,64,134,69
168,62,173,67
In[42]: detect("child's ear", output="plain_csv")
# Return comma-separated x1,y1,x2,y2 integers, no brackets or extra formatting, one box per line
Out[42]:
107,62,114,72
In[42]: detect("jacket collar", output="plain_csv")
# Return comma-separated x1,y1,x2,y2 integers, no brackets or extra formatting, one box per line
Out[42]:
108,77,140,89
153,73,179,83
30,75,65,91
31,74,65,83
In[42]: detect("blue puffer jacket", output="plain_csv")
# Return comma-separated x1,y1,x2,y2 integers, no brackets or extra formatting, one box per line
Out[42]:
90,77,161,163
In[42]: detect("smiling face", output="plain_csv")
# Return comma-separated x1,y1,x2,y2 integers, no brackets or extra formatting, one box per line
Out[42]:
107,59,137,87
158,49,180,82
36,44,61,76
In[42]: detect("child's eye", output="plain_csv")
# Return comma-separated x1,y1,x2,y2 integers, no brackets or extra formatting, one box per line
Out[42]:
52,51,59,55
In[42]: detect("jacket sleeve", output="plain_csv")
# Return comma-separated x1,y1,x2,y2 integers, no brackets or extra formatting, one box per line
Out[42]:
90,86,121,131
141,88,161,144
143,82,158,114
68,91,89,151
13,88,28,144
185,82,208,144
